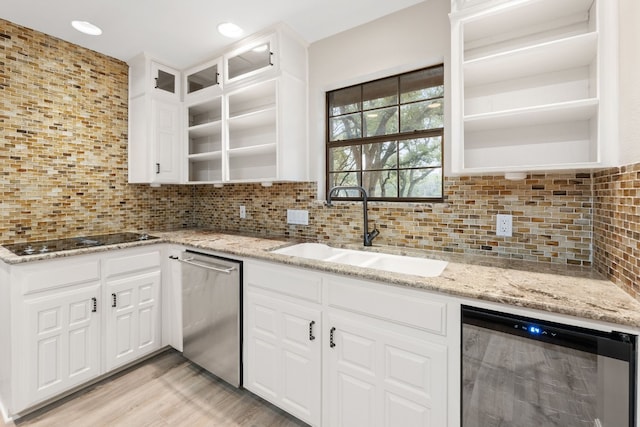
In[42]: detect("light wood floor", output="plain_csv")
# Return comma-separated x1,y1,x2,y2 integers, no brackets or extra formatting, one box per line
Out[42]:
2,350,309,427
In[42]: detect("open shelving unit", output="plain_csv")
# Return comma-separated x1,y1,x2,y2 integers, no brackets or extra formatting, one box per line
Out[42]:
226,79,278,181
186,97,223,183
450,0,617,174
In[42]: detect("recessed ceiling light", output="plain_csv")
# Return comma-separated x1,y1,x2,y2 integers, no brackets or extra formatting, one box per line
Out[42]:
71,20,102,36
217,22,243,38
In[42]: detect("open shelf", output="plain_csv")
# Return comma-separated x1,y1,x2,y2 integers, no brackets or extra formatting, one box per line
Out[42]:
464,0,595,59
188,157,222,183
188,151,222,161
188,99,222,127
228,143,276,158
464,98,598,132
228,150,277,182
464,119,596,169
464,32,597,87
228,80,277,118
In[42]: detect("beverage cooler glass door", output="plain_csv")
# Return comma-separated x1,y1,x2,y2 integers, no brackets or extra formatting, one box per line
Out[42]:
461,305,637,427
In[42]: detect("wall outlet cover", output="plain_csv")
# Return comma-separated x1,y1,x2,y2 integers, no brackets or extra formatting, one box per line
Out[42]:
287,209,309,226
239,205,246,219
496,214,512,237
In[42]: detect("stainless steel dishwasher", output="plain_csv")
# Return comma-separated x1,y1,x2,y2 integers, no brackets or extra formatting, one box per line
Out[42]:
179,250,242,387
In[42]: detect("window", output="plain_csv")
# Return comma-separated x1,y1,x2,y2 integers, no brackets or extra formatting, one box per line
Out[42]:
326,65,444,201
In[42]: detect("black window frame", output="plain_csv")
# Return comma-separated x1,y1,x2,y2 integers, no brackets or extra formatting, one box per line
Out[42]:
325,64,445,203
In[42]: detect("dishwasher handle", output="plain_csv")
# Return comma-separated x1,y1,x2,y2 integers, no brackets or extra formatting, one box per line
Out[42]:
178,257,236,274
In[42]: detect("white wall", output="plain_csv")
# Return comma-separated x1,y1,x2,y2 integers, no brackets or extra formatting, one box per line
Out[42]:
618,0,640,165
308,0,451,195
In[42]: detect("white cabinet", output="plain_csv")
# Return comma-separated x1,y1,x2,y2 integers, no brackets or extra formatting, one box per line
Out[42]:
244,261,322,426
450,0,618,174
184,58,222,101
326,312,448,427
23,282,101,406
243,260,459,427
105,271,161,371
0,246,163,417
104,249,162,371
128,53,182,184
186,26,308,184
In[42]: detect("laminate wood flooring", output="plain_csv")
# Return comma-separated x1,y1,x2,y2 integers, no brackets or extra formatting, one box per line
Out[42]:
2,350,309,427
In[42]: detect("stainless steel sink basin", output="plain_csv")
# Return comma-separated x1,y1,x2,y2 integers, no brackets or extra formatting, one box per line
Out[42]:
272,243,448,278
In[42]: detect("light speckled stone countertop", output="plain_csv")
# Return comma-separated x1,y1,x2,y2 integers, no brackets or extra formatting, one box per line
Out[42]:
3,229,640,329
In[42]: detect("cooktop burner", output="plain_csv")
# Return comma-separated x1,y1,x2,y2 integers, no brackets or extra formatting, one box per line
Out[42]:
3,232,158,256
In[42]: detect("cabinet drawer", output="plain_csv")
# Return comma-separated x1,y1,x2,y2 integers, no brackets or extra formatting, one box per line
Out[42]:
245,261,321,303
104,250,161,278
19,258,101,295
326,278,447,336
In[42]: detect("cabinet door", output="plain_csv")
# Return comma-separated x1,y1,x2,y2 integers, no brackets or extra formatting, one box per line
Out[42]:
23,284,101,406
151,61,180,99
152,98,182,183
326,312,448,427
245,291,321,426
105,270,161,371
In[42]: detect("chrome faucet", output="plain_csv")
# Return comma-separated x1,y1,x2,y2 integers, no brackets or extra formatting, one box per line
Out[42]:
327,185,380,247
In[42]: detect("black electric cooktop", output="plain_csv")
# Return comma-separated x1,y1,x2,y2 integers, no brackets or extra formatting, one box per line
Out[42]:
3,232,158,256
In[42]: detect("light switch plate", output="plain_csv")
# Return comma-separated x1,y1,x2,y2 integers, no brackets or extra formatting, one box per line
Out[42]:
287,209,309,225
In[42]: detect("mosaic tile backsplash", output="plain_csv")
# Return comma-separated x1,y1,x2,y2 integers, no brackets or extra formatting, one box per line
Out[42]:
193,174,593,265
2,19,639,299
0,19,194,243
594,164,640,299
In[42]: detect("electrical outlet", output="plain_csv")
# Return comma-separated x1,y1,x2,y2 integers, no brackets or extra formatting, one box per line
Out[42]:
239,205,246,219
496,214,512,237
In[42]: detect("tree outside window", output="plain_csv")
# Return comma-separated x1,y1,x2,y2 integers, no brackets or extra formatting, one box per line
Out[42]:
327,65,444,201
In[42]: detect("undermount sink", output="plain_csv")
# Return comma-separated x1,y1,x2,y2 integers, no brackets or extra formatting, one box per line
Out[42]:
272,243,448,278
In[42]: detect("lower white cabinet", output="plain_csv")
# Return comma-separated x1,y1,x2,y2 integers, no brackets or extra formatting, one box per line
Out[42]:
244,261,322,426
325,311,448,427
105,271,161,371
0,246,163,417
23,283,101,406
244,260,459,427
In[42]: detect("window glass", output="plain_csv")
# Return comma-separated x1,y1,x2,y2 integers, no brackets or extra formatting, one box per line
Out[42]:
364,107,398,137
326,65,444,201
329,113,362,141
363,77,398,110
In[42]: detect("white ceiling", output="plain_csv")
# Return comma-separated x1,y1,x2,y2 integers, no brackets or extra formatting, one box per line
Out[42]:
0,0,425,68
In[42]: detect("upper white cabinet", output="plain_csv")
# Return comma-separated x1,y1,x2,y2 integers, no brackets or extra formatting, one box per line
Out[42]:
128,24,308,185
188,25,308,184
128,54,183,184
225,34,275,85
184,58,222,102
450,0,618,174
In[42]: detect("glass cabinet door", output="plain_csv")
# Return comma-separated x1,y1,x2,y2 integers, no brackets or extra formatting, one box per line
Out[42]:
151,62,180,99
186,63,219,95
226,38,274,82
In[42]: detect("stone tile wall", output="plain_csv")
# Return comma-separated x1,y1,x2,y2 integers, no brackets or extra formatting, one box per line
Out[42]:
0,19,194,244
593,164,640,299
194,172,593,265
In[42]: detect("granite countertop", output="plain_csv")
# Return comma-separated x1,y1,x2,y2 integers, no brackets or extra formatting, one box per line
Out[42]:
3,229,640,329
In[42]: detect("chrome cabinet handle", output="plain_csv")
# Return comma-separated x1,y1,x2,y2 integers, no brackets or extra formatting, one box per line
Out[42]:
309,321,316,341
330,327,336,348
177,257,236,274
112,293,117,308
91,297,97,313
